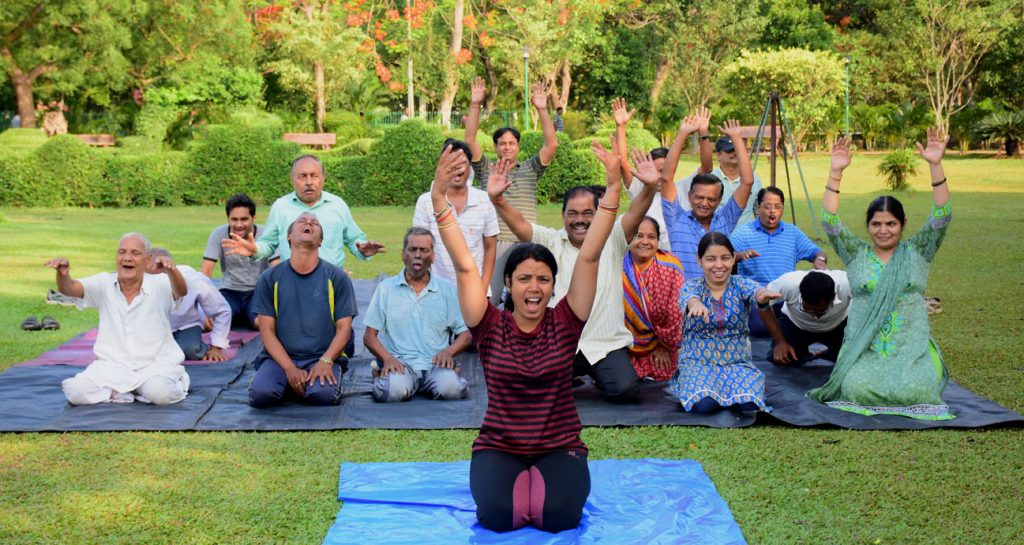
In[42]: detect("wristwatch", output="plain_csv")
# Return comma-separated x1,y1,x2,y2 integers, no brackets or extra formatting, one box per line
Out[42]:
699,135,711,142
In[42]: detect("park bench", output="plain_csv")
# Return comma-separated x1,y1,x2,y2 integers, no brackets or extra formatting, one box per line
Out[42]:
283,132,337,150
73,134,116,147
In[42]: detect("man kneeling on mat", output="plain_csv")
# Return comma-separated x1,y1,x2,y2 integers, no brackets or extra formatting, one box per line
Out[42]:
50,233,191,405
248,213,357,407
363,227,472,402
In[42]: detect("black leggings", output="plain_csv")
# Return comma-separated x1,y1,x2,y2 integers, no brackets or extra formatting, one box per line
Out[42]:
470,449,590,533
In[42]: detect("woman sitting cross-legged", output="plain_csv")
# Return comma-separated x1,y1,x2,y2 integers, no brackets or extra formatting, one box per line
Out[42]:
430,139,620,533
808,129,954,420
671,232,781,414
622,216,685,382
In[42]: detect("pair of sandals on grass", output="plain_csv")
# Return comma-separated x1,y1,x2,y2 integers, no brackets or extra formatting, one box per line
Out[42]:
22,316,60,331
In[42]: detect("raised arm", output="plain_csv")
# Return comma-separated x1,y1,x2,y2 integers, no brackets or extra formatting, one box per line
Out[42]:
622,147,663,240
486,158,534,242
566,140,621,321
45,258,85,298
696,107,713,173
433,147,488,327
532,82,559,165
824,136,853,214
612,97,636,188
660,113,704,203
151,254,187,300
465,77,486,161
718,120,755,210
916,127,949,207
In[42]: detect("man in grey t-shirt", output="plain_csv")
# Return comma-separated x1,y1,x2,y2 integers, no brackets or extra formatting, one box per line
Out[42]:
201,193,277,328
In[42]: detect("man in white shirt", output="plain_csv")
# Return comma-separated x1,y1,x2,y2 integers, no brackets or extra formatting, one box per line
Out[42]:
47,233,191,405
487,139,662,403
413,139,499,288
759,270,851,366
149,248,232,361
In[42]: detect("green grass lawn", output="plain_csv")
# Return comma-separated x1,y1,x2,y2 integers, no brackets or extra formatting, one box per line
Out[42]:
1,154,1022,544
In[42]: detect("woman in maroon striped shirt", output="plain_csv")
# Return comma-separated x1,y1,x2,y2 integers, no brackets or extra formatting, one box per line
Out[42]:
430,138,623,533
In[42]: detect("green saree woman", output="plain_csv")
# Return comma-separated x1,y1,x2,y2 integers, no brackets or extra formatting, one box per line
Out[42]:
809,129,954,420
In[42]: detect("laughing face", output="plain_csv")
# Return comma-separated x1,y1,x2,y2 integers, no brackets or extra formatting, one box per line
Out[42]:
506,258,554,323
495,131,520,161
688,182,723,223
402,233,434,281
116,235,149,283
227,206,256,238
699,243,734,287
562,193,596,248
286,213,324,249
868,210,904,254
291,157,325,205
629,218,659,265
757,192,784,232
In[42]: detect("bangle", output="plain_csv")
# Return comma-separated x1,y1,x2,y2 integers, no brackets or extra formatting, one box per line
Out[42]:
438,219,459,230
319,356,333,365
825,186,840,194
931,177,947,187
433,201,452,219
435,208,454,225
597,202,619,214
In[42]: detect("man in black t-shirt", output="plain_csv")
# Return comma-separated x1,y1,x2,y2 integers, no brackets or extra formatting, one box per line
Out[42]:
249,213,358,407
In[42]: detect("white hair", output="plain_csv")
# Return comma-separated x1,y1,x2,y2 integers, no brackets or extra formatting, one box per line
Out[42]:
119,232,151,253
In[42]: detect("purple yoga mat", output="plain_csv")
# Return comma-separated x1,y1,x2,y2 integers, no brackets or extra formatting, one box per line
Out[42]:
14,328,261,367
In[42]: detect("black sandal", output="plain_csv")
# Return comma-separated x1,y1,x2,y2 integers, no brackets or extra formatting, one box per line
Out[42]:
41,316,60,330
21,317,42,331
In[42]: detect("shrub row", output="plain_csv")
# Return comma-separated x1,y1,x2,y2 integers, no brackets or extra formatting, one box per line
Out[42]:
0,118,608,208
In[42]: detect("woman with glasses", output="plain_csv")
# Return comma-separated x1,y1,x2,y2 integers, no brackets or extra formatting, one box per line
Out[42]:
808,129,954,420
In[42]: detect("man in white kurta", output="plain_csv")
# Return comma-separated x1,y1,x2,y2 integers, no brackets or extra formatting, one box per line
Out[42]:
48,233,191,405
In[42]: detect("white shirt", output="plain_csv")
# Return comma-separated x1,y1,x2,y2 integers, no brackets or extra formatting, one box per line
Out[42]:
625,181,671,250
73,272,188,392
531,221,633,363
768,270,851,333
676,168,764,230
171,266,232,349
413,187,500,284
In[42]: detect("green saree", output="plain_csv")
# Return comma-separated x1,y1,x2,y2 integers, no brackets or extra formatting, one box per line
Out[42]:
809,202,953,420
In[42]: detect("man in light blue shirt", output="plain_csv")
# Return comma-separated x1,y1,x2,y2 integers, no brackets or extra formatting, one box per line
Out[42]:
731,187,827,286
222,155,385,268
676,135,764,230
363,227,472,402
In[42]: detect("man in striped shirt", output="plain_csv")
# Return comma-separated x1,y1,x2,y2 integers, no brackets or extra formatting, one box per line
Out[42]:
464,76,559,305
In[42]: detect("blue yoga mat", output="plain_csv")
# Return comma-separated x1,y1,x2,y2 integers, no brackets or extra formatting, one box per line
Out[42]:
323,458,747,545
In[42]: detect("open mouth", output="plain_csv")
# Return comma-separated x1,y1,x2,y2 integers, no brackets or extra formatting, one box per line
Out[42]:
571,222,589,237
523,297,543,313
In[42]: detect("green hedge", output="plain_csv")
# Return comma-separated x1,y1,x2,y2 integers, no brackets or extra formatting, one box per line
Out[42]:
517,131,605,203
347,120,447,206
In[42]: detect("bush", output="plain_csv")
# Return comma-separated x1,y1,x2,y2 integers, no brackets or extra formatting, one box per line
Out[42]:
333,138,376,157
0,128,48,154
355,120,447,206
560,111,593,140
321,155,370,200
592,119,661,153
34,135,109,207
0,153,47,206
104,152,188,207
877,149,918,191
185,120,300,205
323,111,377,143
516,131,605,203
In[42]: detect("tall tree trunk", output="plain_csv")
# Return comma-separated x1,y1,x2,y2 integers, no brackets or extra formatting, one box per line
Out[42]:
480,50,498,113
438,0,464,128
649,58,672,108
6,61,53,129
558,59,571,110
314,60,325,133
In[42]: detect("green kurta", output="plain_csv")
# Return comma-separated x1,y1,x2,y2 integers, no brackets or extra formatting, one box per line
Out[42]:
809,202,953,420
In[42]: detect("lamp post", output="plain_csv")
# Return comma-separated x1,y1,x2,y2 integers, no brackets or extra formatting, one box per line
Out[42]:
523,47,530,130
844,55,851,136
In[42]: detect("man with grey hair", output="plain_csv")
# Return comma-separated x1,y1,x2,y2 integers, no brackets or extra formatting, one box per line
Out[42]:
363,226,471,402
47,233,191,405
249,213,358,407
147,247,232,361
222,154,386,268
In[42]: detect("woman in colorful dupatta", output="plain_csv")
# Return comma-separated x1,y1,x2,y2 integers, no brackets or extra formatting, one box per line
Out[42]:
623,216,685,381
809,129,953,420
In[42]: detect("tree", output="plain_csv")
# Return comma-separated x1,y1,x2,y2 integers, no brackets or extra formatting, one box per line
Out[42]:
880,0,1016,135
258,0,369,132
755,0,835,51
718,48,845,148
1,2,133,128
976,110,1024,157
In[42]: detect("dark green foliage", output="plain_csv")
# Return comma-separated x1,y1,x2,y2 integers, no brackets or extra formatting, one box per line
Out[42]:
321,155,371,204
104,152,188,207
354,120,447,206
0,129,49,154
34,136,109,207
877,148,918,191
516,131,605,203
975,111,1024,157
184,117,299,205
0,152,48,207
323,111,378,143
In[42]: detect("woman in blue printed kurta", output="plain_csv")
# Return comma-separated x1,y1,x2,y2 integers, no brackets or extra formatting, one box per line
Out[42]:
670,232,781,413
809,129,953,420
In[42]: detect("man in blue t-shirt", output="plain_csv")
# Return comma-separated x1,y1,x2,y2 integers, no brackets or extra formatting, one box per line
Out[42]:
249,213,358,407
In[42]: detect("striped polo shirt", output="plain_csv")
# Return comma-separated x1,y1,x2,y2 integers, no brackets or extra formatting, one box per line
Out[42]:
474,154,547,243
469,298,587,456
730,220,821,285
